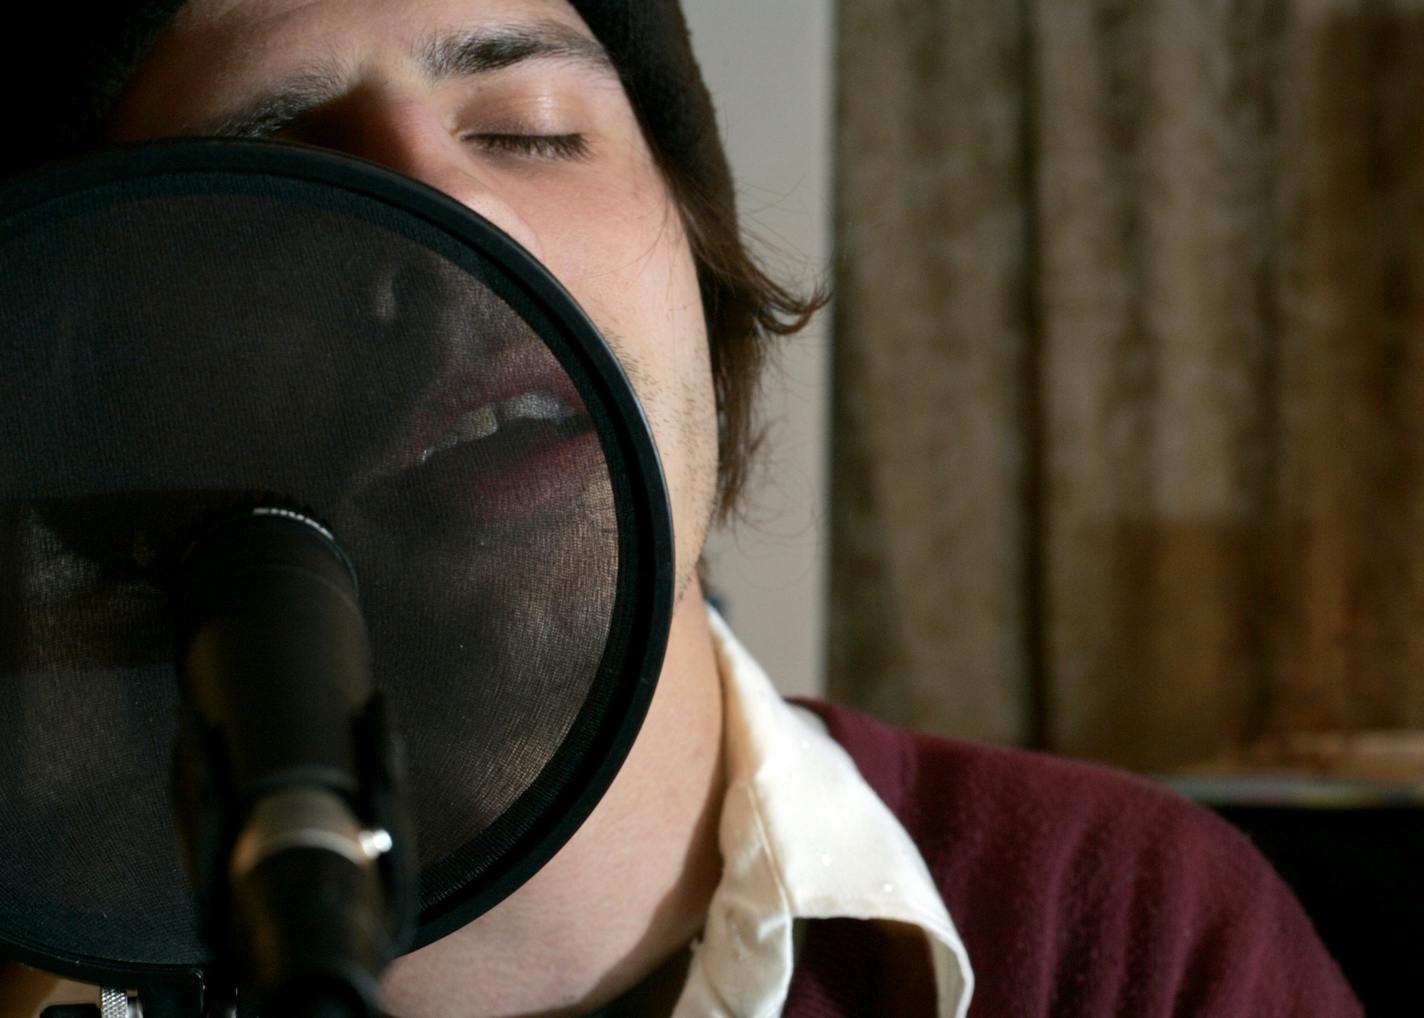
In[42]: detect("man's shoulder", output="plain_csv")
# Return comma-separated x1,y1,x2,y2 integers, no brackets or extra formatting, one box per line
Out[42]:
792,698,1363,1017
794,695,1226,853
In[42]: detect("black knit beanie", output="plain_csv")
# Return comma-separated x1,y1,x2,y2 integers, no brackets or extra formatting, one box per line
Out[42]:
10,0,735,226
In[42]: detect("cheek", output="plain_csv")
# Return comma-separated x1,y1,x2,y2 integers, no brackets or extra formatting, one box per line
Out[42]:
524,174,707,371
510,157,716,467
517,172,718,580
588,214,711,419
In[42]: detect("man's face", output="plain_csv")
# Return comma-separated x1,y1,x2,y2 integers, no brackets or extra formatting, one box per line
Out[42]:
106,0,720,599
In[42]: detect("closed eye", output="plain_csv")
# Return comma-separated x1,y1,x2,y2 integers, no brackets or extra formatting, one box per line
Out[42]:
464,132,591,161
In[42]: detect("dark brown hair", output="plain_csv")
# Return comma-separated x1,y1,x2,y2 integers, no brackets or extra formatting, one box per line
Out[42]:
659,161,829,520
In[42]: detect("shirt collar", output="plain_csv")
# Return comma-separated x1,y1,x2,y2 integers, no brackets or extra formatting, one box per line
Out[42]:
672,609,973,1018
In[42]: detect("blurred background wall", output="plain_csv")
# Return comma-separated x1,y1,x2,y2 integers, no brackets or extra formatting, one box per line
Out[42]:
830,0,1424,773
686,0,834,701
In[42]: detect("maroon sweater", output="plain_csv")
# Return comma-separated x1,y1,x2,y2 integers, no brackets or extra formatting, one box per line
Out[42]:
783,701,1363,1018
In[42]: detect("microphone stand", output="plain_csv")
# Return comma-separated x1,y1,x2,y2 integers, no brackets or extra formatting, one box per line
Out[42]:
171,508,414,1018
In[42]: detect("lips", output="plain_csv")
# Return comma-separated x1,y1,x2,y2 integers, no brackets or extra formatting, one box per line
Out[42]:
418,390,579,465
355,347,603,530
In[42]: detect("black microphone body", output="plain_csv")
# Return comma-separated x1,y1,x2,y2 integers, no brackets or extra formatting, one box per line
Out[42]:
173,508,412,1018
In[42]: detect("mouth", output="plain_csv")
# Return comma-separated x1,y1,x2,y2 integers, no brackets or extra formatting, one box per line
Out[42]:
416,390,580,465
355,364,604,533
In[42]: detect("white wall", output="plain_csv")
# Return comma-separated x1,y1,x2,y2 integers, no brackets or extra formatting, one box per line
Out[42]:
681,0,834,698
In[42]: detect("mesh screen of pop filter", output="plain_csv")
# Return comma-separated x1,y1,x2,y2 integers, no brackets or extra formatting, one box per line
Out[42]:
0,141,673,985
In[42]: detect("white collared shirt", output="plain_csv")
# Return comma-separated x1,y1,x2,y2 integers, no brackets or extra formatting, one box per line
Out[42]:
671,611,973,1018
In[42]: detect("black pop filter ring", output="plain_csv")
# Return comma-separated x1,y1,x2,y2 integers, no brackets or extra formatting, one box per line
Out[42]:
0,140,675,1006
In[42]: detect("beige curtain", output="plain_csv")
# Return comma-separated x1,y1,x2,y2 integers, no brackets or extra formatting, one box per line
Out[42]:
829,0,1424,772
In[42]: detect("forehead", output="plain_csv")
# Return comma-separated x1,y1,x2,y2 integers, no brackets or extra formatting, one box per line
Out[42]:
114,0,604,135
176,0,588,45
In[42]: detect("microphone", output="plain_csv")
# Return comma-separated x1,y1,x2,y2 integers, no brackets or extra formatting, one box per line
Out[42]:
171,507,414,1018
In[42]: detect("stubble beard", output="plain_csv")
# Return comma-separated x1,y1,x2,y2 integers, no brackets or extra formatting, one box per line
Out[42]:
600,333,719,611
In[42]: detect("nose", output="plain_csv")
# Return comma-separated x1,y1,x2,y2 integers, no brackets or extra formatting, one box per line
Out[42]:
307,90,547,262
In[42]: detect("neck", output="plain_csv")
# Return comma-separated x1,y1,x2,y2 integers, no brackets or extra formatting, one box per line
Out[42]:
381,588,726,1018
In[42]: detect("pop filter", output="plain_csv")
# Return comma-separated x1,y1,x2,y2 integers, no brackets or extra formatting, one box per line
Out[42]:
0,140,673,1011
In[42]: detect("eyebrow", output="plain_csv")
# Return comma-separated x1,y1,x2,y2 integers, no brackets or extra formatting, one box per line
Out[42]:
202,21,615,138
420,20,613,78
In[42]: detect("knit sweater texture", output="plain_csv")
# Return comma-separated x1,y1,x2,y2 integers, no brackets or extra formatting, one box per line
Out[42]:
782,701,1364,1018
